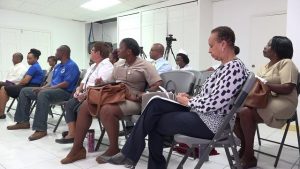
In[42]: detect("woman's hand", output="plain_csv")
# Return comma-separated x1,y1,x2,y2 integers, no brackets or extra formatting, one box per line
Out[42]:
176,94,190,106
95,78,103,85
77,92,87,102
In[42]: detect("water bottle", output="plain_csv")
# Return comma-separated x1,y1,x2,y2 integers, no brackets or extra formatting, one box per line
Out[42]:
87,129,95,152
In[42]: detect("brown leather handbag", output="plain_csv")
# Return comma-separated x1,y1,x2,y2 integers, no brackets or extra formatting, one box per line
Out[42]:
244,78,271,108
87,82,131,116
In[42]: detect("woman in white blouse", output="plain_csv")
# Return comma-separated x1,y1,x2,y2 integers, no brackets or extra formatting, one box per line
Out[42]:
103,26,249,169
55,42,114,144
175,49,193,71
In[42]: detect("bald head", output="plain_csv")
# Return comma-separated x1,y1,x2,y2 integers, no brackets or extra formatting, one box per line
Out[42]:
59,45,71,57
55,45,71,62
150,43,164,60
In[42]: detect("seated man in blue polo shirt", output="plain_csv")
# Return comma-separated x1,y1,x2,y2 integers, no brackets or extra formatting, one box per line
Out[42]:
7,45,80,141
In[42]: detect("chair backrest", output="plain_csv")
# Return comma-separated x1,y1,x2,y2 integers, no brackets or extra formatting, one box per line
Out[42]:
77,69,87,85
188,70,213,95
160,70,196,94
214,72,256,140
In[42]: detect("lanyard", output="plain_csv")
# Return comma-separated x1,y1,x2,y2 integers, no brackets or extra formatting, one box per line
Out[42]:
83,63,99,91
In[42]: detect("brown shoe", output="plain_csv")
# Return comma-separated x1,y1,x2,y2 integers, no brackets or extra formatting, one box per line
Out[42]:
7,122,30,130
28,131,47,141
61,147,86,164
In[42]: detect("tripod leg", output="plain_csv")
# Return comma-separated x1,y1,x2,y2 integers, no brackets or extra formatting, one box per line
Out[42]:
170,47,176,61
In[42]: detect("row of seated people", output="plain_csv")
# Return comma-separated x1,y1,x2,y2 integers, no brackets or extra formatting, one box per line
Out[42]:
0,50,58,119
2,26,299,169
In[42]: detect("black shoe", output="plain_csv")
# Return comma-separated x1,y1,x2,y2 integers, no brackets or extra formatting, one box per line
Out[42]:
0,114,6,119
119,126,134,136
102,152,136,168
62,131,69,138
55,137,74,144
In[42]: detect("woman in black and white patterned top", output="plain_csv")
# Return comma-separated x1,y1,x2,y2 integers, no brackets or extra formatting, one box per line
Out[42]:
103,26,249,169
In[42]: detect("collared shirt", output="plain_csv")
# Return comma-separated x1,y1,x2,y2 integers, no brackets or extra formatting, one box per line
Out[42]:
82,58,114,90
45,66,55,85
26,62,44,85
152,57,172,74
113,57,161,94
4,62,27,84
51,59,80,92
177,64,193,71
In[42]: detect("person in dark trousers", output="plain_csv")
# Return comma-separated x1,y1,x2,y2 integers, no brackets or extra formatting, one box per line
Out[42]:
103,26,249,169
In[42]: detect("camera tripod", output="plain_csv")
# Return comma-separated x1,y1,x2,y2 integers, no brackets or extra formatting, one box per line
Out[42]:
139,47,147,59
164,42,176,61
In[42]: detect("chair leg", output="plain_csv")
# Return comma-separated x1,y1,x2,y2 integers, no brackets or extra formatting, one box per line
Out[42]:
177,147,193,169
95,128,106,151
256,124,262,146
228,133,242,169
166,140,176,167
121,120,129,139
224,147,234,168
295,114,300,155
274,122,290,167
29,101,37,114
6,98,16,113
53,105,65,132
194,145,213,169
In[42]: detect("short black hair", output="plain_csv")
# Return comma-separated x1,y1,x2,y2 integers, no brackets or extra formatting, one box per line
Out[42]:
14,52,23,61
177,53,189,64
48,56,57,63
271,36,293,59
60,45,71,57
120,38,140,56
112,49,119,62
28,48,41,59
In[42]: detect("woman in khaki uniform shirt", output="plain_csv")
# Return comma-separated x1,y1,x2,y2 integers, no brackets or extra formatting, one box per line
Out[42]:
234,36,299,169
61,38,162,165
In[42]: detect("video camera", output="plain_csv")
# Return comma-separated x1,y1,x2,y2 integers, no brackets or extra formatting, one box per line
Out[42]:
166,34,177,43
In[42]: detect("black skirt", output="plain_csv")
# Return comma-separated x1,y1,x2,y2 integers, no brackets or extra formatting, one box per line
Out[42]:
5,84,40,98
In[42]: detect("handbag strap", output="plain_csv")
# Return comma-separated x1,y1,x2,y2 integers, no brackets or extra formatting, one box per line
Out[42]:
158,86,171,99
88,22,94,43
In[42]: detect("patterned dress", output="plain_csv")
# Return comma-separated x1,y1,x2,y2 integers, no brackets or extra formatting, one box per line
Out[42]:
188,59,249,133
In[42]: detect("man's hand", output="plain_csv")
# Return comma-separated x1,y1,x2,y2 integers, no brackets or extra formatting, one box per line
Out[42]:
32,87,49,94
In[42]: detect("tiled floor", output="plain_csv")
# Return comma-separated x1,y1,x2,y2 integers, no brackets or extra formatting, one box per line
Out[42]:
1,101,300,169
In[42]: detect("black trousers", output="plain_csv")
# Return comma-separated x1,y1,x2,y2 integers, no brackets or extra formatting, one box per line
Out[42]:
64,97,82,123
121,98,215,169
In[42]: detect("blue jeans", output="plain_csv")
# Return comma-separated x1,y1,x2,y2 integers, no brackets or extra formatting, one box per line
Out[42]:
14,87,71,131
121,98,215,169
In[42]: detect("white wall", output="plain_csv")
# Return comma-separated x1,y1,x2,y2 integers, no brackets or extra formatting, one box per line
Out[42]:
102,22,117,44
287,0,300,114
92,0,208,70
287,0,300,65
212,0,287,69
0,9,86,75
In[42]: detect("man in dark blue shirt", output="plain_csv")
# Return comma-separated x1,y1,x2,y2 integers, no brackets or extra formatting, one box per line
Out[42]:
7,45,80,141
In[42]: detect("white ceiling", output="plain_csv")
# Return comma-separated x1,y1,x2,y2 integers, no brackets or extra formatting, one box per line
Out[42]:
0,0,167,22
